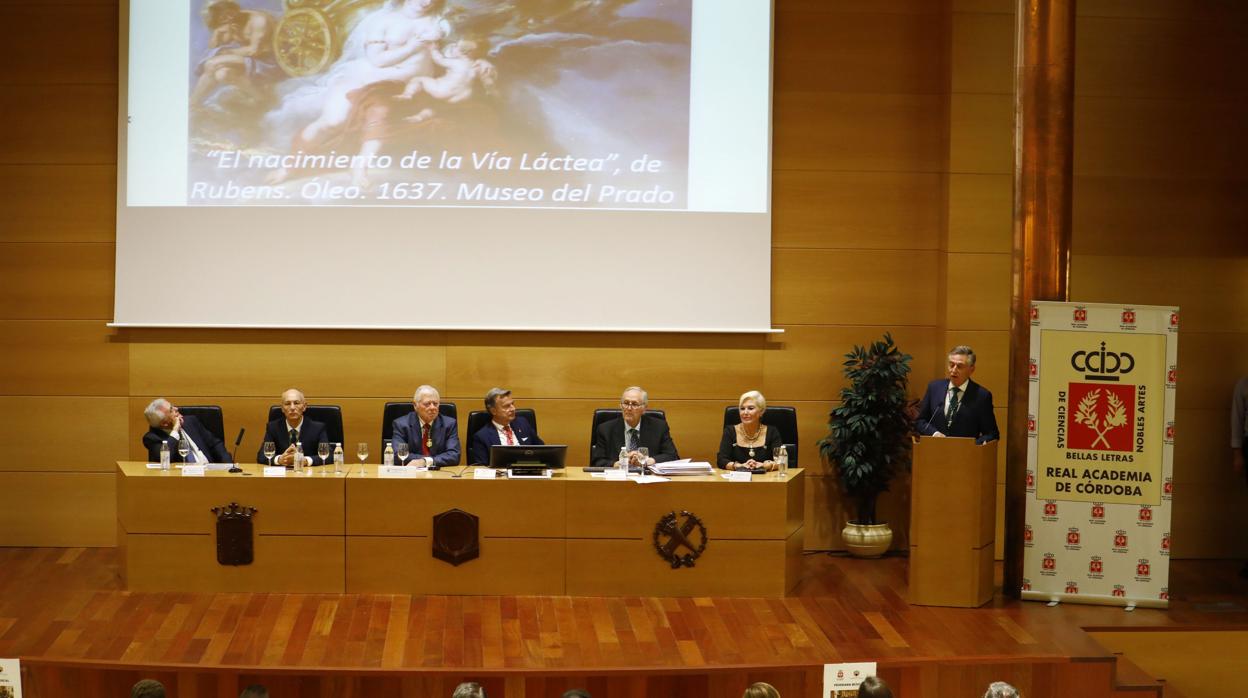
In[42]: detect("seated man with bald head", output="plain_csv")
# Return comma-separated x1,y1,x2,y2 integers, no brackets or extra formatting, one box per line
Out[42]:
142,398,231,464
393,384,461,467
256,388,330,467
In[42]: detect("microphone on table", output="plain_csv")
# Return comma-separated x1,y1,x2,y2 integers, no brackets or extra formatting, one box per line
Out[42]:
229,428,246,473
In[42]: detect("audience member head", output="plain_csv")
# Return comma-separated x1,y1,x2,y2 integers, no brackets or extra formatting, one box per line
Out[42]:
144,398,178,430
452,681,486,698
131,679,166,698
239,686,269,698
858,675,893,698
947,344,977,386
984,681,1020,698
561,690,592,698
413,385,442,423
484,387,515,426
280,388,307,426
620,386,648,426
742,682,781,698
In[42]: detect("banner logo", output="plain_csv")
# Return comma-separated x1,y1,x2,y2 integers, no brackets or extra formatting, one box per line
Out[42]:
1121,310,1136,326
1065,529,1081,549
1043,501,1058,518
1069,384,1133,451
1136,560,1151,580
1113,586,1126,597
1089,557,1103,575
1065,582,1079,594
1070,342,1135,382
1169,312,1179,328
1113,531,1128,551
1161,533,1171,555
1091,503,1105,520
1041,554,1056,573
1138,506,1153,524
1024,525,1033,545
1073,307,1088,325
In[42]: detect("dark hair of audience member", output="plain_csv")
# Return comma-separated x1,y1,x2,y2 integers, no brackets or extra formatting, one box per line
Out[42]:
858,675,894,698
562,690,592,698
239,685,270,698
131,679,166,698
742,682,781,698
452,681,487,698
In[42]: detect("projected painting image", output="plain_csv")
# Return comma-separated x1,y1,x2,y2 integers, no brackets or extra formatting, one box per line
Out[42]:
188,0,693,208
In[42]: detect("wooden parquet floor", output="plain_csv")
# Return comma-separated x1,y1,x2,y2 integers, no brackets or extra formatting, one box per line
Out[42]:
1,548,1246,697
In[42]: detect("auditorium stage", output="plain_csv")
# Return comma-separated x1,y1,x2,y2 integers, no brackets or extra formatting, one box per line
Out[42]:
1,548,1244,698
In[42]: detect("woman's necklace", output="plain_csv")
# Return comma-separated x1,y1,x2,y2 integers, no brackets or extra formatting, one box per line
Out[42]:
740,423,762,458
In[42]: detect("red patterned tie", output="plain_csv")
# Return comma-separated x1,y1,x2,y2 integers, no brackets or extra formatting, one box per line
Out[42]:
503,425,515,445
421,423,431,456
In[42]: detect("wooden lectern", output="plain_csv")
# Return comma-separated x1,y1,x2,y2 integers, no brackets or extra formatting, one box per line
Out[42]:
909,437,997,607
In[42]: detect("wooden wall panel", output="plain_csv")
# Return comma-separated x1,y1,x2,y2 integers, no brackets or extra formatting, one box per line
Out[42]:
0,243,113,319
1072,176,1248,257
1172,408,1240,486
949,93,1013,174
951,10,1013,95
762,325,940,402
773,92,946,172
126,331,448,398
1075,15,1248,98
948,173,1012,253
772,171,942,251
0,166,117,243
0,473,115,546
0,4,117,85
445,333,764,401
0,321,128,396
944,253,1011,330
775,6,945,94
0,85,116,164
1170,483,1248,558
1074,97,1245,179
0,397,129,472
1070,256,1248,333
772,249,940,326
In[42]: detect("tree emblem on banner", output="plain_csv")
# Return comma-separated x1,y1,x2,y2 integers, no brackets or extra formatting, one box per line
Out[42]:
1070,386,1132,450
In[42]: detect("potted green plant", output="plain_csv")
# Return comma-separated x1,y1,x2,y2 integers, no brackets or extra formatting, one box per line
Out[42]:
818,333,914,558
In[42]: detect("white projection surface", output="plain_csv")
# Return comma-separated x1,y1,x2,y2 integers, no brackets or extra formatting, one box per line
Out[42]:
115,0,774,332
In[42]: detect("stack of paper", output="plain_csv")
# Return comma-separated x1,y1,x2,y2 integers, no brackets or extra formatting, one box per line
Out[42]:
650,459,715,476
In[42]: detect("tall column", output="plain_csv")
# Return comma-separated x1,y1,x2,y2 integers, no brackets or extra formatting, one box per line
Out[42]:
1004,0,1075,597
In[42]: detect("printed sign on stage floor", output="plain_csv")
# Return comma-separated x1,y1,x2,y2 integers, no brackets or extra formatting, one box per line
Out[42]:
823,661,878,697
1023,302,1178,608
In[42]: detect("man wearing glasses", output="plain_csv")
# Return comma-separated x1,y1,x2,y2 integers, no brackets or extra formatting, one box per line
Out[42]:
591,386,680,468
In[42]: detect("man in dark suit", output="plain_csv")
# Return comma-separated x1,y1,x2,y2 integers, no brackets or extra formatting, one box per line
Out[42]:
142,398,231,463
393,384,460,467
256,388,330,466
469,387,543,465
591,386,680,468
915,345,1000,444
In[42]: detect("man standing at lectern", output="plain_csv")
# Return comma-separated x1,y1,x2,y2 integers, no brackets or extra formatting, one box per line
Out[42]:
915,345,999,444
257,388,329,467
393,384,461,467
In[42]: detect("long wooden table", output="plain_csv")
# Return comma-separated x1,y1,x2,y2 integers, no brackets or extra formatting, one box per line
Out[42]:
116,462,804,596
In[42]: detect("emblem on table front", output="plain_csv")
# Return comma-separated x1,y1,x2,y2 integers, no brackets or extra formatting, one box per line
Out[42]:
432,508,480,566
653,510,708,568
212,502,257,566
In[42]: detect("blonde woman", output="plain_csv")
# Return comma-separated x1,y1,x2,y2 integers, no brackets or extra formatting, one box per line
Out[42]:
718,390,783,471
742,682,781,698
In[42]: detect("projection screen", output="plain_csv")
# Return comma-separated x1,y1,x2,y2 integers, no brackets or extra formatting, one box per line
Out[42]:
114,0,774,332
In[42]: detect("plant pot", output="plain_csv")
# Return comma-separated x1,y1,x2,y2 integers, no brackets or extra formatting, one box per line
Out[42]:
842,521,893,558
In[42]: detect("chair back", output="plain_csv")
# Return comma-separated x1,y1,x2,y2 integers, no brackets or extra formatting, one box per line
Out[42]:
381,401,458,448
465,409,538,442
723,405,799,466
266,405,345,445
179,405,225,444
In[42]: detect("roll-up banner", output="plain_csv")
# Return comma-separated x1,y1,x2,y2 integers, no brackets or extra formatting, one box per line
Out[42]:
1022,301,1178,608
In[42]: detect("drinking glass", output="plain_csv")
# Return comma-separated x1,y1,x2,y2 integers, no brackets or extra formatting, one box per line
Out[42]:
318,441,330,466
262,441,276,466
635,447,649,473
357,442,369,464
396,442,410,465
177,435,190,462
773,446,789,478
